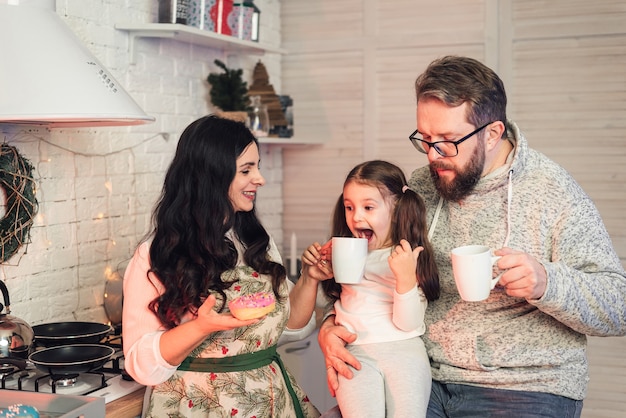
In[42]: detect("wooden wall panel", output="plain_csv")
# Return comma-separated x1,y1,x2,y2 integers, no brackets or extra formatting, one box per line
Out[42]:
374,45,485,175
281,0,490,250
510,30,626,267
585,336,626,417
282,0,363,44
282,47,365,246
513,0,626,40
375,0,484,45
281,0,626,415
507,5,626,411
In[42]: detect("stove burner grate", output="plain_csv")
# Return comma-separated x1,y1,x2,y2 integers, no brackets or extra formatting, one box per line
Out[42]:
0,368,25,388
0,329,144,404
32,371,106,393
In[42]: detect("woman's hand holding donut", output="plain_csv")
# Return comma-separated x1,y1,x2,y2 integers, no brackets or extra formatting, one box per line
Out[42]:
160,295,258,366
195,294,259,333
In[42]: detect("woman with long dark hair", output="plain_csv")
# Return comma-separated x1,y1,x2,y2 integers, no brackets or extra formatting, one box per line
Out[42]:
123,115,323,417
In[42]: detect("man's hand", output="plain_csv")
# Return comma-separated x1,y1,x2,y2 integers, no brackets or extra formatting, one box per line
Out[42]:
318,315,360,396
494,247,547,300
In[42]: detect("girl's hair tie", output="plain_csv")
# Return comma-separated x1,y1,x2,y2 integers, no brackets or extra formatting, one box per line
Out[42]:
402,185,409,193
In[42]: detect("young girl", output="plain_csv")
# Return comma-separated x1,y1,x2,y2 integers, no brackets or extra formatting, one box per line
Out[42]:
303,160,440,418
123,115,322,418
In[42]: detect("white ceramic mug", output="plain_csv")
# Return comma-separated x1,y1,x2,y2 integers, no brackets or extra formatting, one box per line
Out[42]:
331,237,368,284
450,245,502,302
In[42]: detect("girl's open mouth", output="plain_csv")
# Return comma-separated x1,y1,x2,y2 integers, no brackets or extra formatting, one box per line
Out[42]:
356,229,373,241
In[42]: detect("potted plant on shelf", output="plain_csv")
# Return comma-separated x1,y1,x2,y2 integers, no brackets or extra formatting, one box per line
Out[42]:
207,59,249,123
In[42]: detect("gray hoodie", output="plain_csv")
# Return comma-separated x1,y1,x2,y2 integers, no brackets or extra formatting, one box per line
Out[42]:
408,121,626,400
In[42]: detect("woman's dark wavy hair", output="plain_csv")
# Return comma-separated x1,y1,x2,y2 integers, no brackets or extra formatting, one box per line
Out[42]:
146,115,286,329
322,160,440,303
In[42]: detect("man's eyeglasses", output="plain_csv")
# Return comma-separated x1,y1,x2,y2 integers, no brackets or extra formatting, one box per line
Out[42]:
409,122,493,157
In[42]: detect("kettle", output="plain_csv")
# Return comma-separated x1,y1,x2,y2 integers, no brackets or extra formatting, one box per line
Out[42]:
0,280,34,362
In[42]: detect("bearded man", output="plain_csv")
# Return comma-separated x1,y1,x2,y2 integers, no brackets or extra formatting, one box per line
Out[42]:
318,55,626,418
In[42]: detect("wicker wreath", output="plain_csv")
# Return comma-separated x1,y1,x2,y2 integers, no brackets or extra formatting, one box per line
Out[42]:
0,144,37,263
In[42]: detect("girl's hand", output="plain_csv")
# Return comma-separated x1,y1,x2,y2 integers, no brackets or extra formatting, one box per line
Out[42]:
287,241,333,330
301,240,334,281
388,239,422,294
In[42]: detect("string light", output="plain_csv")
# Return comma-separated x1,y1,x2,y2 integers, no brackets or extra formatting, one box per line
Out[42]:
0,127,171,321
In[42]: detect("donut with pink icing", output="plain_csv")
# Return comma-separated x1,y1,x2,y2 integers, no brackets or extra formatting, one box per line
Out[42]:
228,291,276,320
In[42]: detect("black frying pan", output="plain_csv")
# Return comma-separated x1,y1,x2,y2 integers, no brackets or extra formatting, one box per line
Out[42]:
32,322,113,347
28,344,114,375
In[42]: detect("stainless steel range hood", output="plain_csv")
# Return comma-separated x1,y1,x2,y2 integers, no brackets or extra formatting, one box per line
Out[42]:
0,0,155,127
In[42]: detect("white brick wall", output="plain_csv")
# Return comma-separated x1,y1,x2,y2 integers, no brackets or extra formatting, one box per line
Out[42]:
0,0,284,325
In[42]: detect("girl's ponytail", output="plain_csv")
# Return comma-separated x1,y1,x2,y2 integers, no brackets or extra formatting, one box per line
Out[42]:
392,189,440,301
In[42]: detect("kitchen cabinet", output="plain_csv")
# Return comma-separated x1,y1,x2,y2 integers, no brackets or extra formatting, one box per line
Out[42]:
278,329,338,413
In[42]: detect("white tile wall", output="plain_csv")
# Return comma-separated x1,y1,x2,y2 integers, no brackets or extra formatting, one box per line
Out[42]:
0,0,284,326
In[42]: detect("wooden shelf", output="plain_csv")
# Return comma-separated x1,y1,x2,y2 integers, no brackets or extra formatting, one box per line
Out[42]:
114,24,321,146
258,136,323,146
115,23,286,62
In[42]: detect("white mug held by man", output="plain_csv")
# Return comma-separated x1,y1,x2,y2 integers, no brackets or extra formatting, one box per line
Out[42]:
451,244,503,302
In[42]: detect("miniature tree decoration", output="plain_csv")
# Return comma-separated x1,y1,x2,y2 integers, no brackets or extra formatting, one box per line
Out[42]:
247,60,286,126
207,59,249,112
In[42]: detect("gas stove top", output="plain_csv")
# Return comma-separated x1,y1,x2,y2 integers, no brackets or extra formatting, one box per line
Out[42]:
0,367,142,417
0,335,144,404
0,361,143,403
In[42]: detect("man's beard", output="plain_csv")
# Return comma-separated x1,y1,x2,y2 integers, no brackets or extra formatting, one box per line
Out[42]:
429,140,485,202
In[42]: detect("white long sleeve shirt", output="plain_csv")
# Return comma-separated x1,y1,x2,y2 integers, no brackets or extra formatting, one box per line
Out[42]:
335,247,427,345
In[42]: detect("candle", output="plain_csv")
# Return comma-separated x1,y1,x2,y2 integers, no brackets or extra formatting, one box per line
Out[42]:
289,232,297,277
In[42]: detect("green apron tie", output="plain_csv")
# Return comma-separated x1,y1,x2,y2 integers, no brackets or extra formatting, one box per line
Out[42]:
178,345,305,418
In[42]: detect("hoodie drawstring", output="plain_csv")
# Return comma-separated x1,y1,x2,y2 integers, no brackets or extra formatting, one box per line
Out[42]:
503,169,513,247
428,197,443,241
